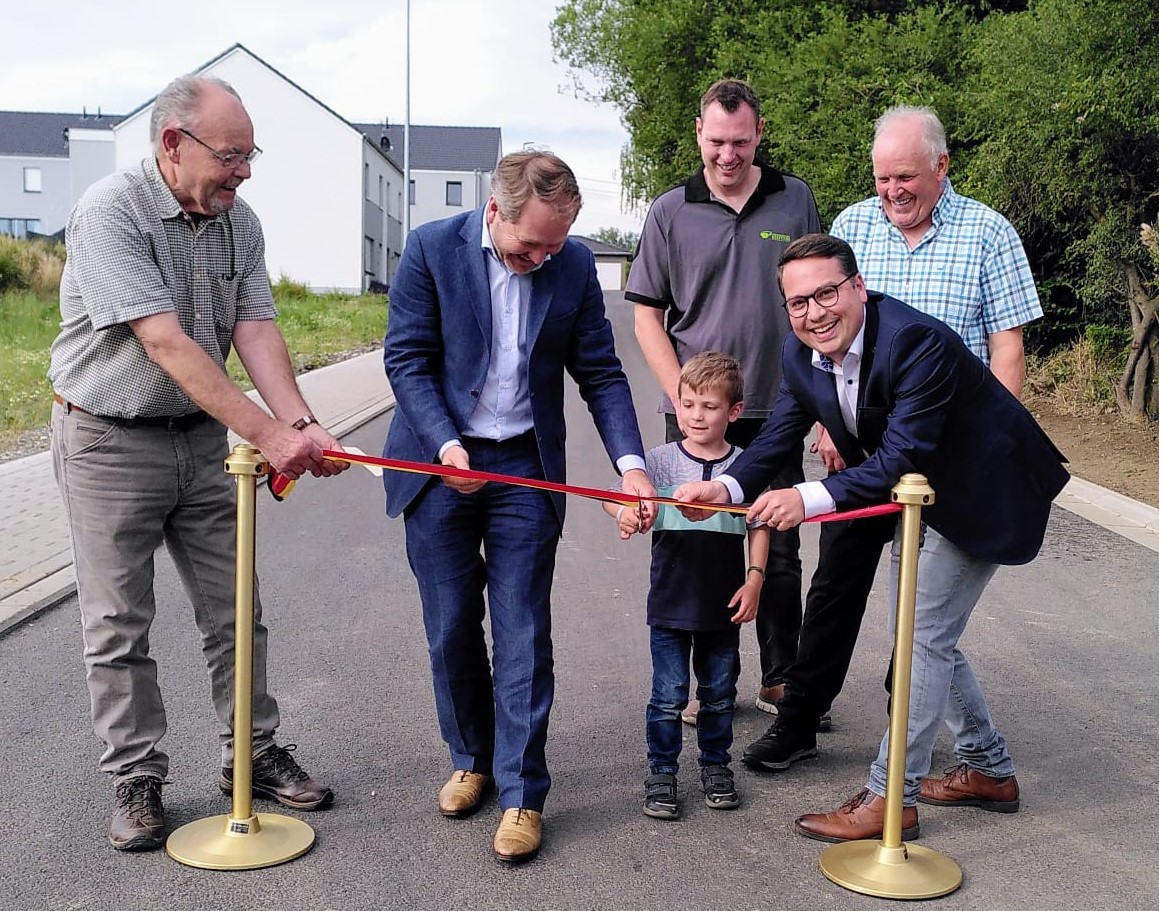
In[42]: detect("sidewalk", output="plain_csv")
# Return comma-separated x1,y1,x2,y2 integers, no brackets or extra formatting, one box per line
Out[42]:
2,350,1157,635
0,350,395,634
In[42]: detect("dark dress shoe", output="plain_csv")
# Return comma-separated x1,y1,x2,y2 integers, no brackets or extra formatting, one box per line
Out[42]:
795,788,920,843
220,743,333,810
919,763,1020,812
742,717,817,772
109,776,165,851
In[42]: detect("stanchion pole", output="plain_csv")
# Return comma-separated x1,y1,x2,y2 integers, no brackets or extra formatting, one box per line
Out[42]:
166,443,316,870
818,473,963,900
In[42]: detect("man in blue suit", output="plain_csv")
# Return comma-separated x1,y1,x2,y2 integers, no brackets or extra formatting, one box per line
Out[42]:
676,233,1068,842
383,151,655,863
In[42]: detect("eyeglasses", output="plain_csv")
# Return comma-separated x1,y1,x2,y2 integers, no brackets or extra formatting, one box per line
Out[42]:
178,128,262,169
783,275,855,317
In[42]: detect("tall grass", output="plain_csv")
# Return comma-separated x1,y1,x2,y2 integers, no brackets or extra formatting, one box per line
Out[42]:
0,242,388,450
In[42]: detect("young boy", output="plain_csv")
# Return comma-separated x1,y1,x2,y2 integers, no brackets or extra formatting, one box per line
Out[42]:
607,351,769,818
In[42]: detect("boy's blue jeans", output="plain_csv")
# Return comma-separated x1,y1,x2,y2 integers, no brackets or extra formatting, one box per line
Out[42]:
646,625,740,775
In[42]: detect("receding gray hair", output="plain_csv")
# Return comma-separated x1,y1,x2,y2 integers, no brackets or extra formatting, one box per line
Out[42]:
873,105,947,169
149,75,242,150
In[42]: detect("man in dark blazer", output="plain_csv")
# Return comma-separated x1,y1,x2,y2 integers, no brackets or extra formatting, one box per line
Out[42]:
676,233,1068,842
383,151,655,863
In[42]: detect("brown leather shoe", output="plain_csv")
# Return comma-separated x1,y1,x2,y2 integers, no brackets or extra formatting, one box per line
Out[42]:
919,763,1020,813
438,770,493,817
493,807,542,863
795,789,919,843
220,743,333,810
109,776,165,851
755,684,785,714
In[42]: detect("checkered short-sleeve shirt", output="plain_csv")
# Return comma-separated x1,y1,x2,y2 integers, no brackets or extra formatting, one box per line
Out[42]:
831,180,1041,364
49,156,276,418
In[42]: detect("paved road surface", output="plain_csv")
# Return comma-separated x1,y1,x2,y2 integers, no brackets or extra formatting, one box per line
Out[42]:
2,294,1156,910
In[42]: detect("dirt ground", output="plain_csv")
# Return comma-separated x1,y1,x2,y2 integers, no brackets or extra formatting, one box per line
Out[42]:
1027,397,1159,509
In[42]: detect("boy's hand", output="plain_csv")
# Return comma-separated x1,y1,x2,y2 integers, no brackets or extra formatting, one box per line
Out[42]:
728,577,761,624
614,503,643,540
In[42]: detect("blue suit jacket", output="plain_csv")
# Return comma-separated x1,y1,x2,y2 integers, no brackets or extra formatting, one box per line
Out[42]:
731,293,1069,565
382,207,645,523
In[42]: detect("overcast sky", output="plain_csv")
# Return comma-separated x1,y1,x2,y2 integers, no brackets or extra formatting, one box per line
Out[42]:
1,0,644,236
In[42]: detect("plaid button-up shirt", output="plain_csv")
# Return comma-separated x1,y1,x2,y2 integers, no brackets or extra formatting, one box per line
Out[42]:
831,180,1041,364
50,155,276,418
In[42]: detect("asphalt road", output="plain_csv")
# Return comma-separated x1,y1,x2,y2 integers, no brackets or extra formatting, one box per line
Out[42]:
2,294,1157,910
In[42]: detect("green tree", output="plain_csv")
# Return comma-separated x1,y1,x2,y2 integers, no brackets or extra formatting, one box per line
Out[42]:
960,0,1159,419
590,227,639,251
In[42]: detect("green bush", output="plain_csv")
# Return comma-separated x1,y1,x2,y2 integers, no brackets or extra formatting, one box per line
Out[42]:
1084,324,1131,366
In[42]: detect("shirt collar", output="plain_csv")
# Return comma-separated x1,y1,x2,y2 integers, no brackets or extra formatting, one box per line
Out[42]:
684,163,787,205
811,305,867,374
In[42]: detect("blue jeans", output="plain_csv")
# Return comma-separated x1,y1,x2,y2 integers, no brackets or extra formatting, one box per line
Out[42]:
403,433,560,812
867,525,1013,804
646,626,740,775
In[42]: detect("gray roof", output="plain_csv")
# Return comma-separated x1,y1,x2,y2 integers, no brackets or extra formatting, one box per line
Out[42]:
353,123,502,172
570,235,633,256
0,111,121,157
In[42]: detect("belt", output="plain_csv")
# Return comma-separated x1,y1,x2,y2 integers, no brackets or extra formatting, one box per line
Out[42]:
53,393,211,430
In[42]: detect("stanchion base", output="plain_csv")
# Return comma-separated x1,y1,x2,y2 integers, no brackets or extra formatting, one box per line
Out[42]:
166,813,315,870
819,840,962,900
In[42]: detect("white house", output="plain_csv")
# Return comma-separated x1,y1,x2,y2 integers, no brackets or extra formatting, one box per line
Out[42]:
0,44,503,294
570,235,633,291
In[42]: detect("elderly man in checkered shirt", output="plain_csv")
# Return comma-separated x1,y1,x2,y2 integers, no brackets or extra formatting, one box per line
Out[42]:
48,74,348,852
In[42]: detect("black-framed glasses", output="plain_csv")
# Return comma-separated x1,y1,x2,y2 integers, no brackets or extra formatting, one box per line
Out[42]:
178,128,262,169
783,274,855,317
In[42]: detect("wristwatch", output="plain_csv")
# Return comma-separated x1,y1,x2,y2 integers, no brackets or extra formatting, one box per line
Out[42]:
291,414,318,431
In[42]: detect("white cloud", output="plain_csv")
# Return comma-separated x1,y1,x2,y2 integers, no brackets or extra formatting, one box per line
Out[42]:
0,0,641,234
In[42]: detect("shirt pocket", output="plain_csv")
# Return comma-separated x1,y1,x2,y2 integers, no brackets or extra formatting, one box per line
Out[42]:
210,272,240,330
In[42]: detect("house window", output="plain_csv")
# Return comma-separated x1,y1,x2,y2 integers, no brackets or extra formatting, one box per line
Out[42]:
24,167,42,193
363,163,370,200
378,175,384,208
408,180,415,205
0,218,43,238
445,181,463,207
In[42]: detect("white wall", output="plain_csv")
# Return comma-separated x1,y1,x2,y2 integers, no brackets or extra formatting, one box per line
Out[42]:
410,168,490,228
68,128,116,210
595,259,624,291
115,48,368,292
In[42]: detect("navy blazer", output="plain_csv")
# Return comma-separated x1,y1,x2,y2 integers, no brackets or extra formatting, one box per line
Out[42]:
382,207,645,524
730,293,1069,565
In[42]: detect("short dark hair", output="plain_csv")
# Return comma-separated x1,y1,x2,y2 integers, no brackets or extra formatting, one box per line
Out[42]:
777,233,860,287
679,351,744,406
699,79,761,120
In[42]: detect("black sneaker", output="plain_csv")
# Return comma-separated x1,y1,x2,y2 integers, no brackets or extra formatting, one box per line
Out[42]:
109,776,165,851
643,773,679,819
701,765,740,810
220,743,334,810
742,718,818,772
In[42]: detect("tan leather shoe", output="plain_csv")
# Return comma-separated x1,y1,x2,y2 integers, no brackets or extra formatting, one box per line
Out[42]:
438,770,492,818
919,763,1020,812
794,788,919,843
493,808,542,863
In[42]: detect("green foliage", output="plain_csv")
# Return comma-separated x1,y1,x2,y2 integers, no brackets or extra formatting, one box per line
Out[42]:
590,226,639,251
1085,323,1131,367
0,234,65,296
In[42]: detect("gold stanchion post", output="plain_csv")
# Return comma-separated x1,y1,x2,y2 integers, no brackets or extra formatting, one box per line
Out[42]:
166,444,316,870
818,473,963,899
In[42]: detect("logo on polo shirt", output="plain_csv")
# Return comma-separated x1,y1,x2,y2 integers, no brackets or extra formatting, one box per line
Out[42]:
759,230,791,242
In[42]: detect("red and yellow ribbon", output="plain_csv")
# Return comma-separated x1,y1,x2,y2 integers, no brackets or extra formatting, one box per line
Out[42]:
266,448,901,524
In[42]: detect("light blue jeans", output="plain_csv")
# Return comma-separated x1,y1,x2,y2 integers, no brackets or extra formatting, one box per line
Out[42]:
867,525,1014,805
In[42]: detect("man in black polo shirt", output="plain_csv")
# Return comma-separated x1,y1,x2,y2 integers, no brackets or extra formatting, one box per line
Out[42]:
627,78,821,728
